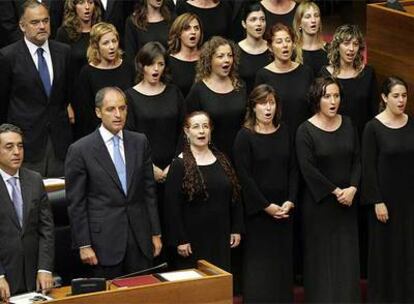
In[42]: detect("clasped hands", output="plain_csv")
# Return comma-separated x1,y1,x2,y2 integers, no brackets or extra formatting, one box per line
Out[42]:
333,186,357,206
265,201,294,219
153,165,169,183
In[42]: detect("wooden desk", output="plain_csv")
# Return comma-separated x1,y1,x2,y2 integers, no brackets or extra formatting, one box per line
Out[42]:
367,0,414,114
46,260,232,304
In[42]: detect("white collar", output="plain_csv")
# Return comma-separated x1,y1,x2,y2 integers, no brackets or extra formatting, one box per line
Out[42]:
24,37,51,57
99,124,123,143
0,168,20,183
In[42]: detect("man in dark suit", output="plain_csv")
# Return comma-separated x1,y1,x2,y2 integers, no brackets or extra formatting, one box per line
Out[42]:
66,87,162,278
0,0,72,178
0,124,54,301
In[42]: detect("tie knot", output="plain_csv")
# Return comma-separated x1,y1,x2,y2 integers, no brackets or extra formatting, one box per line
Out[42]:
112,135,120,147
8,177,17,187
37,48,44,56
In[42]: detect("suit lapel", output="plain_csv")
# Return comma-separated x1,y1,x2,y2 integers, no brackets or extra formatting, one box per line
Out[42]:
49,41,59,91
0,178,21,229
20,40,49,99
105,0,114,17
92,131,125,195
19,170,32,233
124,132,135,196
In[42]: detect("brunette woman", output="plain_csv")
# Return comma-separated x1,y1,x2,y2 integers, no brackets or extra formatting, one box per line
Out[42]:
176,0,232,41
296,76,360,302
362,76,414,303
124,0,173,61
237,1,271,95
255,23,313,132
56,0,101,79
260,0,297,28
74,22,135,138
293,1,328,77
186,36,246,159
168,13,203,97
164,111,243,271
321,24,379,135
234,84,297,303
125,41,184,184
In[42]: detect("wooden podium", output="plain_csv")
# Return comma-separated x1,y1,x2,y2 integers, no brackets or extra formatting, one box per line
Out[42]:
45,260,232,304
367,0,414,114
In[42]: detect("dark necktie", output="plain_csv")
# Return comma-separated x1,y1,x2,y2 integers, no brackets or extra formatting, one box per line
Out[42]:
112,135,127,194
7,177,23,227
37,48,52,97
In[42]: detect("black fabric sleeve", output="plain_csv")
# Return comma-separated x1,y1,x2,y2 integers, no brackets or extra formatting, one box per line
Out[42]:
361,121,382,205
295,123,337,202
163,158,189,246
233,129,270,215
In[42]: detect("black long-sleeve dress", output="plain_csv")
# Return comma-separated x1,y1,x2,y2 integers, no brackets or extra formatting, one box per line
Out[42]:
124,17,170,61
185,81,247,159
125,84,184,170
362,117,414,303
255,64,313,132
55,27,89,96
73,61,135,138
168,55,197,98
234,125,298,303
176,0,232,41
303,48,328,77
164,157,244,271
237,47,271,95
296,116,361,303
320,65,379,136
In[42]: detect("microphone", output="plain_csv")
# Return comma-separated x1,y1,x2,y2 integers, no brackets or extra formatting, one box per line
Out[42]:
111,262,168,281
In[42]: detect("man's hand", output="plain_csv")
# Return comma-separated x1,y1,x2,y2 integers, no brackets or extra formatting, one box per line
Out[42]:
152,235,162,257
36,272,53,294
80,247,98,265
0,277,10,302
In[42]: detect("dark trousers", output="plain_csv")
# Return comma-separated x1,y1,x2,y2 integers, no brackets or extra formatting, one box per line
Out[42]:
89,226,152,279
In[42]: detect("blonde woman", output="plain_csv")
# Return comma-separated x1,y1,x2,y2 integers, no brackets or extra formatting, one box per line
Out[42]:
293,1,328,76
73,22,135,138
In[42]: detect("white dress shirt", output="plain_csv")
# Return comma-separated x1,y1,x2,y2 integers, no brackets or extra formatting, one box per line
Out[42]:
24,37,54,84
99,124,125,163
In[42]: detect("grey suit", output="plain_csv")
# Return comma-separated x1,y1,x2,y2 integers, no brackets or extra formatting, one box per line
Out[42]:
0,168,54,295
66,129,160,268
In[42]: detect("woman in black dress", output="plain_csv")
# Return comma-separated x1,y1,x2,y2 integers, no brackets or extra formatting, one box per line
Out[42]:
164,111,243,271
296,76,360,302
234,84,297,303
186,36,246,160
176,0,232,41
56,0,101,125
124,0,173,61
362,76,414,303
260,0,297,28
255,23,313,132
125,41,184,184
74,22,135,138
321,24,379,135
168,13,202,97
237,1,271,95
293,1,328,77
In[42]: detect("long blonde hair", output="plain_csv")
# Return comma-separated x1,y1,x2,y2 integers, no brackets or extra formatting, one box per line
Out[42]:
293,1,324,64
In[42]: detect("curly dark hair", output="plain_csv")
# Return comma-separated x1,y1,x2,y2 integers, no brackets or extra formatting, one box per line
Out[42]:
131,0,171,31
62,0,101,41
182,111,241,203
195,36,241,90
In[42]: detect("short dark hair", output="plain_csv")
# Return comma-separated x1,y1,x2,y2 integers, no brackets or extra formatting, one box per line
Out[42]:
381,76,408,96
135,41,169,84
20,0,49,21
241,1,264,22
95,87,126,108
0,124,23,140
308,76,342,113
